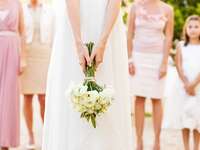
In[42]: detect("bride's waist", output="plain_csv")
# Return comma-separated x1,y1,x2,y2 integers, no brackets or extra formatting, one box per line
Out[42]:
80,25,103,43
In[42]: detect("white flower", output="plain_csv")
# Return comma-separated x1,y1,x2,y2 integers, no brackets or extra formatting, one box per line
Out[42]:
100,88,114,99
66,80,114,128
87,90,99,102
79,85,88,94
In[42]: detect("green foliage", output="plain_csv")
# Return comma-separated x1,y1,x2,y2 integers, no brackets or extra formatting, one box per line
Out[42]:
164,0,200,40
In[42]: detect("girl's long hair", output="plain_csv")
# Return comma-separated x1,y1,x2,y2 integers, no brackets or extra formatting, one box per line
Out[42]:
182,15,200,46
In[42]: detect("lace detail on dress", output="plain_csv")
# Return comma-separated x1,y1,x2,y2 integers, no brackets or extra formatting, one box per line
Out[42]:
136,4,168,22
0,10,9,21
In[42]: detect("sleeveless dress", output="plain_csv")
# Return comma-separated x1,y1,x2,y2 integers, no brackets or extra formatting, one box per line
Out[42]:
129,4,168,99
42,0,133,150
163,43,200,131
20,4,52,94
0,0,20,147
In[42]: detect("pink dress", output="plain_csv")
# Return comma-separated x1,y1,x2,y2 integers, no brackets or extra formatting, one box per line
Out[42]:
0,1,20,147
130,4,168,99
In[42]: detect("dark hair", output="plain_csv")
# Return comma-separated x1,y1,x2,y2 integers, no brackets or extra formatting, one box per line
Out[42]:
182,15,200,46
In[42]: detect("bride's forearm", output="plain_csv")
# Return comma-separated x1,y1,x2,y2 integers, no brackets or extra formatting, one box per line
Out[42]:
98,0,121,45
192,73,200,88
66,0,82,45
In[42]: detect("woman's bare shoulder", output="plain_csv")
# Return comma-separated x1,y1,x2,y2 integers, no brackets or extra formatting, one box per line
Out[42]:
161,2,174,14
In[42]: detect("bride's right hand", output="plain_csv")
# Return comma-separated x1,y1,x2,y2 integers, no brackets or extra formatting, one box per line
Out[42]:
76,42,90,72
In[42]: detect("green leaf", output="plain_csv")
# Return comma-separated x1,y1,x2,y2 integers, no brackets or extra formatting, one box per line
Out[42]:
91,114,96,128
86,115,90,122
81,112,86,118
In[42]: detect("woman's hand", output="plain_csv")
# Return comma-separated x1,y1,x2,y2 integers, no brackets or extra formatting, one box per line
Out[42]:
128,59,135,76
89,0,120,68
18,2,26,75
76,42,90,72
19,57,27,75
184,82,196,96
159,63,168,79
90,41,106,68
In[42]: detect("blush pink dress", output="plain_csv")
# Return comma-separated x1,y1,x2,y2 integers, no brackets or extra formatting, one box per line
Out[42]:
0,0,20,147
130,3,168,99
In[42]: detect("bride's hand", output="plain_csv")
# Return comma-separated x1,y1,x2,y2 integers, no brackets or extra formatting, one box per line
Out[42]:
76,42,90,71
90,41,106,68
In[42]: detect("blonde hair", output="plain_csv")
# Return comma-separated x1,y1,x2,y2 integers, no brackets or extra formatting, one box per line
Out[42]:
182,15,200,46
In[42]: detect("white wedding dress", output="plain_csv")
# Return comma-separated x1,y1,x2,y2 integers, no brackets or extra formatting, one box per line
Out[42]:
42,0,133,150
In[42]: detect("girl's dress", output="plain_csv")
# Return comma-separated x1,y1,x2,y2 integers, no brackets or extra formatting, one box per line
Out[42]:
163,42,200,131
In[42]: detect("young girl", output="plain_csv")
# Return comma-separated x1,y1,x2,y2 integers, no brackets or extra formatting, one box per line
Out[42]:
176,15,200,150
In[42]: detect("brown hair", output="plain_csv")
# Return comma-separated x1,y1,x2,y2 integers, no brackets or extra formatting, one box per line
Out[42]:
182,15,200,46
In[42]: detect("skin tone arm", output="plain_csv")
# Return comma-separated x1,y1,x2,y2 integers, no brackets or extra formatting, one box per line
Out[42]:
175,44,195,96
127,4,136,59
189,73,200,91
127,4,136,76
90,0,122,67
66,0,90,71
159,5,174,79
175,44,189,84
18,2,26,74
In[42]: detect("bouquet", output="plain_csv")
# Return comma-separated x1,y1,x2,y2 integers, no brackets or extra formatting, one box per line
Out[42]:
67,42,114,128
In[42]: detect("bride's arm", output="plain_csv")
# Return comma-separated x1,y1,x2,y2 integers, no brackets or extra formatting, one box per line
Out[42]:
98,0,121,45
66,0,81,44
66,0,90,68
91,0,121,66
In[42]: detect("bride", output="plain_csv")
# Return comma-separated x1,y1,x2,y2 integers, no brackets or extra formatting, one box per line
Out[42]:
42,0,133,149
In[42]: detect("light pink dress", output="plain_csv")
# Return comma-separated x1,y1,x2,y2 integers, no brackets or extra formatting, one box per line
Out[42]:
0,0,20,147
130,3,168,99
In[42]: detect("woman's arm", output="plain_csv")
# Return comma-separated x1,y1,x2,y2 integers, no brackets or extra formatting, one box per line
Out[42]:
162,5,174,65
66,0,90,69
190,73,200,88
127,4,136,59
66,0,81,45
90,0,121,66
18,2,26,74
97,0,121,45
159,5,174,79
127,4,136,76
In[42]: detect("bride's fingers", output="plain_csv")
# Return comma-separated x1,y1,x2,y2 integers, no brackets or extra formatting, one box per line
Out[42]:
80,61,86,72
84,52,90,65
90,50,96,62
95,58,103,68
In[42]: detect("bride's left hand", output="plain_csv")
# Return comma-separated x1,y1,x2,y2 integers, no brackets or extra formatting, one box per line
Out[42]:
90,41,106,68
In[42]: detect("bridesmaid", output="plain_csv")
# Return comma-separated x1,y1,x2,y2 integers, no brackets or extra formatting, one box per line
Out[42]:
0,0,26,150
127,0,174,149
20,0,54,148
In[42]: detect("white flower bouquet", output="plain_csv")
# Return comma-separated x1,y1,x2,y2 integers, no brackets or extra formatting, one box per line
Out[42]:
67,42,114,128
